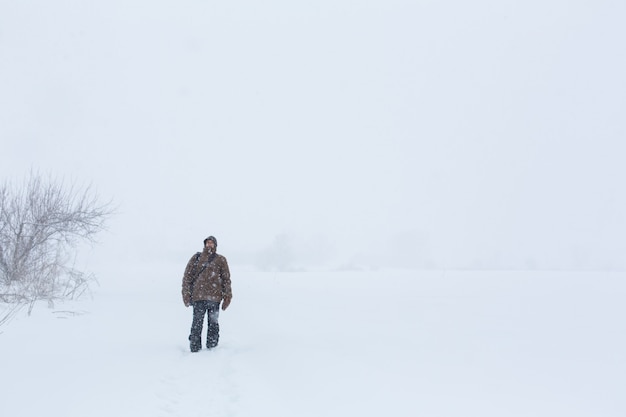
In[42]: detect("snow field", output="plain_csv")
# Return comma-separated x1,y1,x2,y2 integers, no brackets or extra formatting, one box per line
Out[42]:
1,267,625,416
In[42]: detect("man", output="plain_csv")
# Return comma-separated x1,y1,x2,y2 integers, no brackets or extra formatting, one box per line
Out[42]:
181,236,232,352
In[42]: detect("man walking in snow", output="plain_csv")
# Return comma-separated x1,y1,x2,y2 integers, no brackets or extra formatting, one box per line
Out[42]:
182,236,232,352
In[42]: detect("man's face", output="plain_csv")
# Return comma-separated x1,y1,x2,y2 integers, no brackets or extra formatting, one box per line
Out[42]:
205,240,215,250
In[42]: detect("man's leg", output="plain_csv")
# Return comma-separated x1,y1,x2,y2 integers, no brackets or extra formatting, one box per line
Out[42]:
189,300,208,352
206,301,221,348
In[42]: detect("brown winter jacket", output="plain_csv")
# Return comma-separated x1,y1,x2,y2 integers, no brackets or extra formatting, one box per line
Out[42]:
181,248,232,306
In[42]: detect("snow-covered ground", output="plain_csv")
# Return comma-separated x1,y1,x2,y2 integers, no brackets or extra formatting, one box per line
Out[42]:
2,265,625,417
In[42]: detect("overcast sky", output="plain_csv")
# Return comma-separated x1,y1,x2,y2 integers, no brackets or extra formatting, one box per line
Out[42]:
1,1,625,271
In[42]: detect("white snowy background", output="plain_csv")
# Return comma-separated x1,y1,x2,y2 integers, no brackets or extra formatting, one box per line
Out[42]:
1,1,626,416
2,266,626,416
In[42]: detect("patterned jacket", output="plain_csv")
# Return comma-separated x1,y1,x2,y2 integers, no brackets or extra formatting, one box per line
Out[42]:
181,248,232,305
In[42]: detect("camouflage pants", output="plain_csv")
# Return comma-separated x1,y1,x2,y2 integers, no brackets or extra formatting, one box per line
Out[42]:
189,300,220,351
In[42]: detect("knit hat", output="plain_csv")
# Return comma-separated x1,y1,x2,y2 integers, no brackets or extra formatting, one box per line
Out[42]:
203,236,217,247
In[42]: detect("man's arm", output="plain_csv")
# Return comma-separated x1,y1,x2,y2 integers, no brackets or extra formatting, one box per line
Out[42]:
181,255,196,307
220,257,232,310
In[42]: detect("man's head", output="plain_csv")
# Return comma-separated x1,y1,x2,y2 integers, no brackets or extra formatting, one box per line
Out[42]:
203,236,217,250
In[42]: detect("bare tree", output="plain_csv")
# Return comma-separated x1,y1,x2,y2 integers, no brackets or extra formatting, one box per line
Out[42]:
0,172,113,322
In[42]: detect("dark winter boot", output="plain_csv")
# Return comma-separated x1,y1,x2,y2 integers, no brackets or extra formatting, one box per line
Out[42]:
206,322,219,349
189,335,201,353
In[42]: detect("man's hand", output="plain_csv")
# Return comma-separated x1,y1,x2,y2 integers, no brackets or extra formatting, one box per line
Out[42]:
221,296,231,311
184,297,191,308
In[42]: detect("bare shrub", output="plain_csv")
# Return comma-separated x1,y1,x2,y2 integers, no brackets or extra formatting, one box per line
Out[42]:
0,172,113,321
